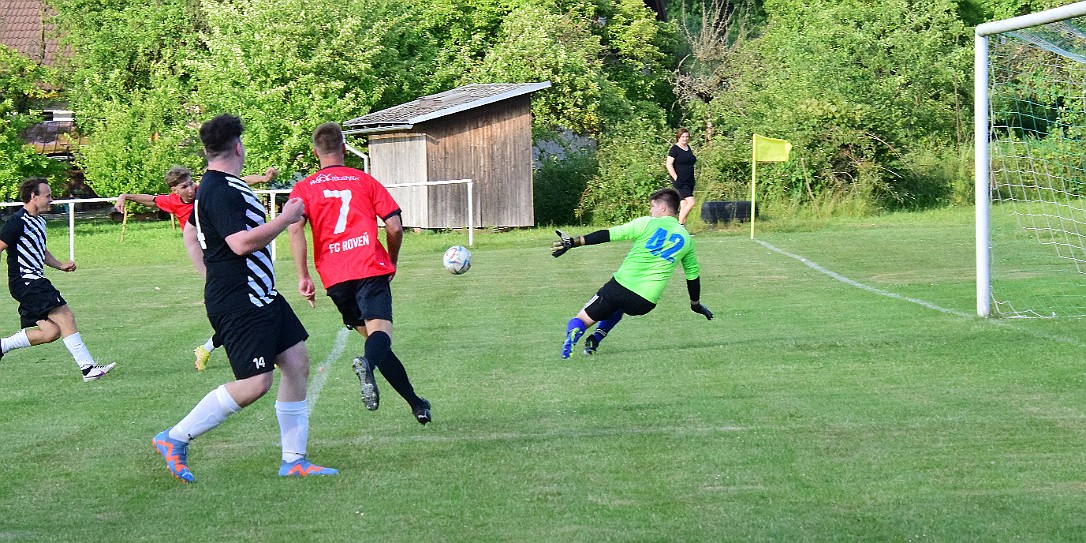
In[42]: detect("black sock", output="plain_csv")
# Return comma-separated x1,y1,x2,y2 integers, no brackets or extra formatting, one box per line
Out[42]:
364,331,392,367
376,352,421,406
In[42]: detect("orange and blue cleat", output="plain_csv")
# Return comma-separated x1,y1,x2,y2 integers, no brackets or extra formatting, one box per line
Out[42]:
153,428,194,483
279,458,338,477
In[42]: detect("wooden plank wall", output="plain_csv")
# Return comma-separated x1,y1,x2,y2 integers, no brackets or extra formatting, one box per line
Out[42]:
421,96,535,228
369,133,431,228
366,96,536,229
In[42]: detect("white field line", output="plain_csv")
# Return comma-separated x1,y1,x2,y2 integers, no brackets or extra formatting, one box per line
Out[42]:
307,327,351,414
753,239,972,318
753,239,1086,347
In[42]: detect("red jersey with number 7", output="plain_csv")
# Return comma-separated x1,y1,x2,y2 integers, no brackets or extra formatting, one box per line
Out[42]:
290,165,402,288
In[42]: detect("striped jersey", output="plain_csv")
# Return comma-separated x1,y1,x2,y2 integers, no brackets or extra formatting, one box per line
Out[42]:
188,170,278,316
0,208,48,284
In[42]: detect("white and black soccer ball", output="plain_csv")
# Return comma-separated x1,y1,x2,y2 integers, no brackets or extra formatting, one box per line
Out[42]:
442,245,472,275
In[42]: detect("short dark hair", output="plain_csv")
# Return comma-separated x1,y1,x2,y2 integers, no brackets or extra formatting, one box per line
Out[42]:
674,127,689,142
312,122,345,156
650,187,681,213
199,114,244,160
164,165,192,188
19,178,48,203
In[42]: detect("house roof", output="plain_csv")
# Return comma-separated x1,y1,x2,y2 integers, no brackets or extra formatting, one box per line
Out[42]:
343,82,551,135
0,0,59,66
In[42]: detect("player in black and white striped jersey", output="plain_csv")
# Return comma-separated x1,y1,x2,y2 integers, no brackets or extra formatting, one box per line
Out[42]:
0,178,115,382
153,114,337,482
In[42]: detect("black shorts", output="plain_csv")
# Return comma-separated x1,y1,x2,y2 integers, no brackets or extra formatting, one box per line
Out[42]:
209,296,309,380
10,278,67,328
582,278,655,322
326,276,394,328
673,181,695,200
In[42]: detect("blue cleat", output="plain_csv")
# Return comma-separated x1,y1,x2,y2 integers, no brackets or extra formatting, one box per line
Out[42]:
561,328,583,359
153,428,194,483
279,458,338,477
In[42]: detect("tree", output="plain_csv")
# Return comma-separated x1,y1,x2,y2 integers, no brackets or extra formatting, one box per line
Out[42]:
0,46,65,200
704,0,970,209
49,0,206,196
669,0,758,139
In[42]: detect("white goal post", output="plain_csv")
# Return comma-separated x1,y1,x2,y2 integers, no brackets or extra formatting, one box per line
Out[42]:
975,2,1086,317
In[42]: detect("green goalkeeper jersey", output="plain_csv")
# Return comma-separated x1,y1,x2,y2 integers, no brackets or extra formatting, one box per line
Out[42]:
608,215,700,304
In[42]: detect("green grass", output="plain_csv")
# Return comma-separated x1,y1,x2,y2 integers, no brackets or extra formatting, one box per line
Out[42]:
4,209,1086,541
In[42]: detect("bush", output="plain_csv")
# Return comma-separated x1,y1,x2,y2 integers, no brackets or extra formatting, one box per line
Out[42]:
577,123,672,225
533,129,598,226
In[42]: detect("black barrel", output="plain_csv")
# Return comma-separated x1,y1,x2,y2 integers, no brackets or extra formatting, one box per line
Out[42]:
700,201,755,223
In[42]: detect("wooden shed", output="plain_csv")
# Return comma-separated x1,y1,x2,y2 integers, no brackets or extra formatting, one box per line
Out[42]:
343,82,550,229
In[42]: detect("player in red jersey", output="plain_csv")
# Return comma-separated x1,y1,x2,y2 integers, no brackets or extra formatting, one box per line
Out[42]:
114,165,278,371
288,122,431,425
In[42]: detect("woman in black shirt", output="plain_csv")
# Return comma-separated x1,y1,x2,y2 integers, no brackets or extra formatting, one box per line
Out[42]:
665,128,696,226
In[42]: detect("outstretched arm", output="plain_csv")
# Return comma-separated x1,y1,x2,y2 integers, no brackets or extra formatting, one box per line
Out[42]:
225,197,305,256
552,229,610,257
243,167,278,186
114,193,158,212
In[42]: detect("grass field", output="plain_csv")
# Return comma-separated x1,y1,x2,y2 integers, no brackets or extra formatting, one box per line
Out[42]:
4,207,1086,542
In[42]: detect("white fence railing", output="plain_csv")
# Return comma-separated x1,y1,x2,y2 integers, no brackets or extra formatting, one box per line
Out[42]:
4,183,473,262
0,192,294,262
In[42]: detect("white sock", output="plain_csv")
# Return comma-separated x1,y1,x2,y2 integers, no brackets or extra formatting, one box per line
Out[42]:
203,338,216,353
276,400,309,463
1,330,31,354
62,332,95,369
171,385,241,443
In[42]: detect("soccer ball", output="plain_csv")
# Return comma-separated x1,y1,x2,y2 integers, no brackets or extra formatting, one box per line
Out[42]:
442,245,472,275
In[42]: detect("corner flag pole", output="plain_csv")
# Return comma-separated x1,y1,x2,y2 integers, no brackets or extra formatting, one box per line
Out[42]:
750,135,758,239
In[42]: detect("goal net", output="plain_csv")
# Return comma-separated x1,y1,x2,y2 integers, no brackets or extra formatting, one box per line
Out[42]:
977,2,1086,317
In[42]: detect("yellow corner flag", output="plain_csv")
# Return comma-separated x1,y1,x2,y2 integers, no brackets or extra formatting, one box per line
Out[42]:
750,134,792,239
753,134,792,162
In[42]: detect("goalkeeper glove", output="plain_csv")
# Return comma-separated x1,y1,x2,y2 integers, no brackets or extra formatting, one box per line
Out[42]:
691,302,714,320
552,229,576,258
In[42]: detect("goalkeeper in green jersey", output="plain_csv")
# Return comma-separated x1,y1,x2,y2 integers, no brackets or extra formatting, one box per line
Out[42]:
552,188,713,359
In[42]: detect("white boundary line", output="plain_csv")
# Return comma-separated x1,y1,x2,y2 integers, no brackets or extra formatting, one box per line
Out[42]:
753,238,1086,347
753,239,973,318
307,328,351,414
